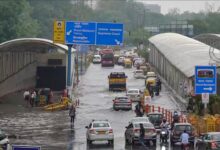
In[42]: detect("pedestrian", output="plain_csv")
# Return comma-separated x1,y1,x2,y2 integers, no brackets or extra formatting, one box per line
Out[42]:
30,90,36,107
139,123,147,148
69,103,76,126
135,101,143,117
156,77,162,91
147,83,154,98
23,89,30,106
48,89,53,104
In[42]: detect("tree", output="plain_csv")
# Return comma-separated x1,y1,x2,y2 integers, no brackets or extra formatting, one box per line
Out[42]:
0,0,39,42
188,19,208,35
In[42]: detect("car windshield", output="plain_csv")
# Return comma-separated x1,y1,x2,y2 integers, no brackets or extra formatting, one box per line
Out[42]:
175,125,192,131
212,134,220,141
134,123,154,128
127,90,139,94
93,122,109,128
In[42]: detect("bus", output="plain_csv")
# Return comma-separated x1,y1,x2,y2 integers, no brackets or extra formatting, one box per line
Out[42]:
100,49,114,67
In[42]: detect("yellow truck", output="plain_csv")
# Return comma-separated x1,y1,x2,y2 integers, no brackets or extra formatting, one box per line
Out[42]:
108,72,127,91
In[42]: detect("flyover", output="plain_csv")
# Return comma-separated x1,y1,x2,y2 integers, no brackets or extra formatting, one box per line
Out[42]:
0,38,75,98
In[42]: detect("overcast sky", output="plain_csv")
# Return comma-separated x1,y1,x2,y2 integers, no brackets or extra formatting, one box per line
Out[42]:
136,0,220,14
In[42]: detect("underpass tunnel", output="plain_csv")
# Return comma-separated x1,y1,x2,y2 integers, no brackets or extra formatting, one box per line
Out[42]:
0,38,76,98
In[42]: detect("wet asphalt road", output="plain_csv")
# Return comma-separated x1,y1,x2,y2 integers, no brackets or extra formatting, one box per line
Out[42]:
0,63,190,150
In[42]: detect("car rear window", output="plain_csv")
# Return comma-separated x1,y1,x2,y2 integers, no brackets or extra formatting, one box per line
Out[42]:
117,97,129,101
132,118,149,123
148,114,163,121
175,125,192,131
134,123,154,128
136,70,143,73
128,90,139,94
93,122,109,128
212,134,220,140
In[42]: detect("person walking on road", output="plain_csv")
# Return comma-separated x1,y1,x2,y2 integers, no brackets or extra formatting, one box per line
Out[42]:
23,90,30,107
69,103,76,126
30,90,36,107
139,123,148,149
135,101,143,117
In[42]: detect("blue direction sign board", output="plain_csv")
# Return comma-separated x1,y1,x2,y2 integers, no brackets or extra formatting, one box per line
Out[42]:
12,145,41,150
96,23,123,46
195,66,217,94
65,21,96,45
65,22,123,45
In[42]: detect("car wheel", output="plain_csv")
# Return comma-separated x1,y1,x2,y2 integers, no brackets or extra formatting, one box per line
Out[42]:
170,139,174,147
87,139,92,145
131,138,135,145
125,137,129,145
152,140,156,146
108,140,114,146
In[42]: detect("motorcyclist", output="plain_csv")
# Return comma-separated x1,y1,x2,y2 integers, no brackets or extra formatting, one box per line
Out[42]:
160,118,169,142
172,111,180,130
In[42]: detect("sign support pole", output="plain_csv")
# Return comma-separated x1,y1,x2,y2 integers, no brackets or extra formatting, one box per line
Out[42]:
67,45,72,98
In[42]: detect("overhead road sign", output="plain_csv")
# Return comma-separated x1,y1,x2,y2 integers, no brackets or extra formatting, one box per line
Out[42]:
195,66,217,94
96,23,123,46
12,145,41,150
65,21,124,46
65,21,96,45
53,20,65,44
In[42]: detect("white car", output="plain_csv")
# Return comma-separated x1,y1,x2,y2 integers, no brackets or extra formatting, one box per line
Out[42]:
134,58,144,67
86,120,114,146
93,55,101,64
118,56,125,65
130,117,150,123
126,89,141,102
134,70,145,79
125,121,157,146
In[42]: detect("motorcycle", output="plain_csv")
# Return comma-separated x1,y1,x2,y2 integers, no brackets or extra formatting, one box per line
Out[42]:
0,130,10,150
160,127,168,144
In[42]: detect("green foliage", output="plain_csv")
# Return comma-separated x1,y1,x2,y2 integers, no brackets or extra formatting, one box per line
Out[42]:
0,0,38,42
0,0,220,44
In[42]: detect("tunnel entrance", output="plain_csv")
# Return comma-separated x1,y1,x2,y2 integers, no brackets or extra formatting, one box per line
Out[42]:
36,66,66,91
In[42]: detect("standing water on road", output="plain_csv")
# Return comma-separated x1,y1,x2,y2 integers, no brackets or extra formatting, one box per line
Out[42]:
0,64,183,150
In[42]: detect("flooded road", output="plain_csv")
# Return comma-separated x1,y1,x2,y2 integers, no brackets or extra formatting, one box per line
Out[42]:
0,63,187,150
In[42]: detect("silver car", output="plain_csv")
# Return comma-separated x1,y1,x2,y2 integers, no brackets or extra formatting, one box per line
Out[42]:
113,96,132,111
126,89,141,102
125,121,157,146
134,70,145,79
86,120,114,146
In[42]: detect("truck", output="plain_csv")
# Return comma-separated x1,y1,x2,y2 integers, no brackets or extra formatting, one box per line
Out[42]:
108,72,127,91
100,49,114,67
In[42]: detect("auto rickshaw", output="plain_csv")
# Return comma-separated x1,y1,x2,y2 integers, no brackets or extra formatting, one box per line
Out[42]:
145,72,157,87
124,58,132,68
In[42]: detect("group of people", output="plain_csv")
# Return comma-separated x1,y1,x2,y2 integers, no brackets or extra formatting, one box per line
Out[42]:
23,89,37,107
23,88,53,107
